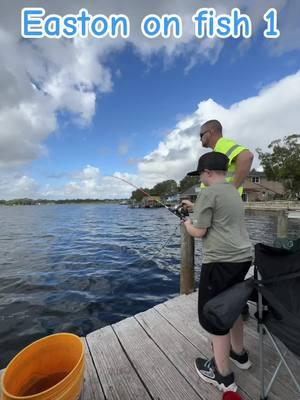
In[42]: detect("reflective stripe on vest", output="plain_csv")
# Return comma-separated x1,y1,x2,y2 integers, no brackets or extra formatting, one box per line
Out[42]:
226,144,240,158
226,172,235,178
224,144,244,195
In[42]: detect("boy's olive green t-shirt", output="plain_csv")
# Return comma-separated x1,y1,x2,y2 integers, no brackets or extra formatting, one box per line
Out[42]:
192,182,253,264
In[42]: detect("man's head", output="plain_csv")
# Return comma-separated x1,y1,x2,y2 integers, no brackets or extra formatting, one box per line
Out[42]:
187,151,228,186
200,119,223,149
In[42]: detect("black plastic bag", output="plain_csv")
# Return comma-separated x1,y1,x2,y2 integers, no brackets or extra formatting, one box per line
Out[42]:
203,278,255,332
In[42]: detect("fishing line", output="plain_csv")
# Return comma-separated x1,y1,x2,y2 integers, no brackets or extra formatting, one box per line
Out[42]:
140,222,181,265
111,221,181,294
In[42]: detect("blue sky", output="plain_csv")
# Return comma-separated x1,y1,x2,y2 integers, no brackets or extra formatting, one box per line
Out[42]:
1,0,300,199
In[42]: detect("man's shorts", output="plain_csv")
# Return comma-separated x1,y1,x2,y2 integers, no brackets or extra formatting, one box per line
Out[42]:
198,261,251,336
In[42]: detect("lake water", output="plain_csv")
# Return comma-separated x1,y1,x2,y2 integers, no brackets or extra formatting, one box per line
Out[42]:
0,204,299,368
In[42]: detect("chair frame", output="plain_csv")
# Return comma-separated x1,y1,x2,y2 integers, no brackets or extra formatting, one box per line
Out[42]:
256,269,300,399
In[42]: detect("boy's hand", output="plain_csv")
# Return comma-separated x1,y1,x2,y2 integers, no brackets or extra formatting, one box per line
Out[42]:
181,199,194,209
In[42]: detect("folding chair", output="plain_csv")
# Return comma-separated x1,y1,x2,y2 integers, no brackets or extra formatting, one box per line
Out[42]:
254,243,300,400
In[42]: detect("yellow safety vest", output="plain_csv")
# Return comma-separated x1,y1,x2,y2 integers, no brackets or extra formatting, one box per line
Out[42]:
201,137,247,196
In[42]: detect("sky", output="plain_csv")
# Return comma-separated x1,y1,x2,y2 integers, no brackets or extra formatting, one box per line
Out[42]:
0,0,299,200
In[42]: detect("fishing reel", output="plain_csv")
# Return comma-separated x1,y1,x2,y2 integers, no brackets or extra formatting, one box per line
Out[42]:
171,203,189,220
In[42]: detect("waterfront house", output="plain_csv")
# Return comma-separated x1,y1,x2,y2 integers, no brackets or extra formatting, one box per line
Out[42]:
141,195,162,208
165,194,180,206
242,169,285,202
179,184,201,202
179,170,285,202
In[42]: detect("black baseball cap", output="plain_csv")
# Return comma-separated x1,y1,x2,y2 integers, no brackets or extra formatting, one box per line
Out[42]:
187,152,229,176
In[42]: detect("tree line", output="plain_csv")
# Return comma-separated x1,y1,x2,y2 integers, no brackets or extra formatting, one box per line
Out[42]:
257,134,300,200
0,198,127,206
130,176,199,202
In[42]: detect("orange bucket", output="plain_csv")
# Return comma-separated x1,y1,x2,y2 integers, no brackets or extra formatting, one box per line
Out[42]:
1,333,84,400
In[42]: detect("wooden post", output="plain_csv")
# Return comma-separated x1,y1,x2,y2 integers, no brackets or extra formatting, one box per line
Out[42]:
180,224,195,294
277,210,288,238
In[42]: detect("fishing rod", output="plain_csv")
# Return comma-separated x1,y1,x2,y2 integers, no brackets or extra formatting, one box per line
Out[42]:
111,175,187,219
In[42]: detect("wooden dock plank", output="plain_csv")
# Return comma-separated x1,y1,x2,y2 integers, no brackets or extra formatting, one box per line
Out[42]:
155,292,299,399
113,315,203,400
244,314,300,380
154,296,253,400
87,325,151,400
81,338,105,400
136,306,224,400
169,293,300,380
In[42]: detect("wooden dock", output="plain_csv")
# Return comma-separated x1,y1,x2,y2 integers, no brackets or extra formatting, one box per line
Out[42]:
244,201,300,214
80,292,299,400
1,292,299,399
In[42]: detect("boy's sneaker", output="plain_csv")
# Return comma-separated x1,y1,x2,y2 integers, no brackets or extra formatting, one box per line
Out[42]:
194,357,237,392
229,349,252,370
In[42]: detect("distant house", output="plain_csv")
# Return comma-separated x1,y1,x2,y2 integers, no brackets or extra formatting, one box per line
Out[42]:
141,195,162,208
179,170,285,203
165,194,180,205
180,184,201,203
242,169,284,201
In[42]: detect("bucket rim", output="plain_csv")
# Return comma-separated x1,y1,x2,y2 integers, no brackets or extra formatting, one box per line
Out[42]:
1,332,84,399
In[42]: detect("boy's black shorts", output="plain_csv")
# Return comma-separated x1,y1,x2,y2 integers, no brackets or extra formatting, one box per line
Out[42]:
198,261,251,336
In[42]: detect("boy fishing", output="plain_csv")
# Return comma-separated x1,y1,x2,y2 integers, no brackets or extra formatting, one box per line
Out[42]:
183,151,253,392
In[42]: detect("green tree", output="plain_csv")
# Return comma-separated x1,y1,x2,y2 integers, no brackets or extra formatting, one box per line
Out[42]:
151,180,178,197
256,134,300,199
130,180,178,201
179,175,199,193
130,188,151,202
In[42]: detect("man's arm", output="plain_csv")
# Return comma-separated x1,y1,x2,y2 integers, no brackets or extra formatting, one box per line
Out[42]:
233,150,254,189
183,218,207,238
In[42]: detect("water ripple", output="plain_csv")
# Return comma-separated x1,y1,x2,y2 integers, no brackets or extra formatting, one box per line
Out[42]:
0,204,299,367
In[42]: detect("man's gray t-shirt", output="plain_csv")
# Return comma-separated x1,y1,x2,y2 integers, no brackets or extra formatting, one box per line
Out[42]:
192,182,253,264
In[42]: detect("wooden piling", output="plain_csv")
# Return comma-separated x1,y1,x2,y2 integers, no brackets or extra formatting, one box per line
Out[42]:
180,224,195,294
276,210,288,238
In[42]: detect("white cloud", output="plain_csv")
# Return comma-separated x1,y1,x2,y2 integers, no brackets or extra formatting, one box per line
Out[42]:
0,98,56,168
0,0,298,171
0,1,300,198
1,70,299,200
135,70,300,186
0,175,40,200
36,166,141,199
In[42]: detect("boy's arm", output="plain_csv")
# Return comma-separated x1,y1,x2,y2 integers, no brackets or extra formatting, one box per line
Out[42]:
183,218,207,238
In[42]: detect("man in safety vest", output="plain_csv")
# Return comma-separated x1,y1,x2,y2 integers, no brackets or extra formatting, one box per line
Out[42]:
183,119,254,319
199,119,253,195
